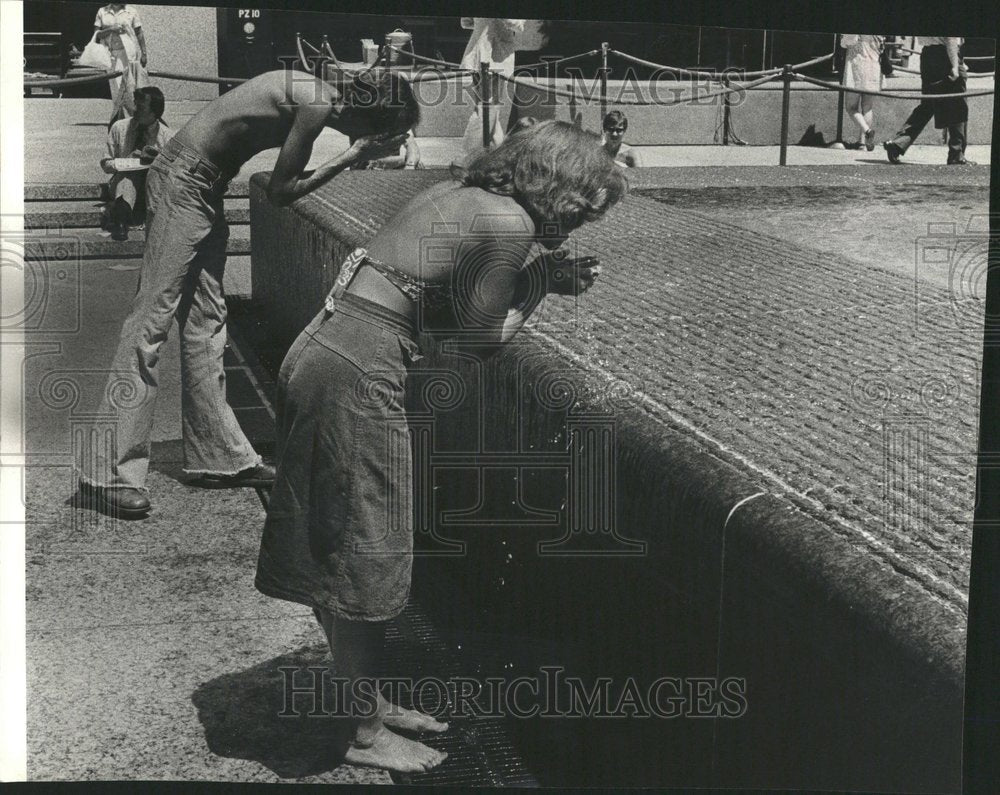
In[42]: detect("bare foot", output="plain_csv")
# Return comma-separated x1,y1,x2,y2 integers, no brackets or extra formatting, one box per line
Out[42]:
383,702,449,734
344,726,448,773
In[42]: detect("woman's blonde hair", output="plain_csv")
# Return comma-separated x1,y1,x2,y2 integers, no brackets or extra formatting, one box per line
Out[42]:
451,120,628,232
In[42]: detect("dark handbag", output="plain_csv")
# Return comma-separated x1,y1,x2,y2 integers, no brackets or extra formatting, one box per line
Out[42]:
879,39,894,77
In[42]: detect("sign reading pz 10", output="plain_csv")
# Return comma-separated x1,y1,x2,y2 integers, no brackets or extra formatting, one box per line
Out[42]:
236,8,263,45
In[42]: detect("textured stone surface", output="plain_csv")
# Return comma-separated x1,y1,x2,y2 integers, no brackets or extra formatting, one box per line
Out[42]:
249,166,984,788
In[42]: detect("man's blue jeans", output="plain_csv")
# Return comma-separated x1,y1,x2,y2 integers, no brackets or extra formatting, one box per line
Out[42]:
81,137,261,491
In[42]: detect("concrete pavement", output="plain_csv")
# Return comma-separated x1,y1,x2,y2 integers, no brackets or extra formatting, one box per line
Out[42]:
19,92,993,786
23,98,991,186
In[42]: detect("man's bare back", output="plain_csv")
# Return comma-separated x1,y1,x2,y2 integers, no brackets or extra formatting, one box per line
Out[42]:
177,70,336,175
169,68,415,206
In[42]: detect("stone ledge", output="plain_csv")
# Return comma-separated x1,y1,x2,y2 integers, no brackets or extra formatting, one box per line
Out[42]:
249,169,966,790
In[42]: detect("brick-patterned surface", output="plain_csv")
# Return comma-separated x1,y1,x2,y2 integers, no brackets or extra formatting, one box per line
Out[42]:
255,168,982,617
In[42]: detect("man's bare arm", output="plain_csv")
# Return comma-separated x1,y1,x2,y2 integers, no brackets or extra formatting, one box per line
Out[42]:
265,103,347,206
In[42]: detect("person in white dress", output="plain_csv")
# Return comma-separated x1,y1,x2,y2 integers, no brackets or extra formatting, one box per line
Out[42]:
840,34,884,150
94,3,148,125
459,18,545,152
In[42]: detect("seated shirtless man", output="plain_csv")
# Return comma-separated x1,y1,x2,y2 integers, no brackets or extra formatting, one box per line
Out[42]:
81,68,418,520
601,110,643,168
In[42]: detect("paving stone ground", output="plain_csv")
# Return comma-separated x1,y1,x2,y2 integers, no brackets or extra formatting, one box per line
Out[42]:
17,96,992,784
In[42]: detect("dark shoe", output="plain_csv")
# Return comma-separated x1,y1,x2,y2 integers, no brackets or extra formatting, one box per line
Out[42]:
195,463,276,489
864,129,876,151
844,141,863,150
947,157,977,165
83,483,151,519
883,141,903,164
111,223,129,242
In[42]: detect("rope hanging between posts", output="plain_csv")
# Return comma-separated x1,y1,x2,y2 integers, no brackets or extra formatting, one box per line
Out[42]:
496,70,778,106
898,45,994,61
24,70,122,88
793,71,995,99
892,64,994,78
610,49,833,81
147,70,245,85
385,44,464,70
408,68,476,83
514,49,601,71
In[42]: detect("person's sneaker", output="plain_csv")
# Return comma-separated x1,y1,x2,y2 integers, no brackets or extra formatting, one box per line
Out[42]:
194,463,276,489
864,128,877,151
81,483,151,520
947,157,977,165
883,141,903,164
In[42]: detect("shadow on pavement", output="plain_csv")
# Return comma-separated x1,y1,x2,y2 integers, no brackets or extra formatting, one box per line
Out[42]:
191,642,351,779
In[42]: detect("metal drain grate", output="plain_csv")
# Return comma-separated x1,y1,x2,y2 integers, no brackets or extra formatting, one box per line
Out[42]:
384,603,538,787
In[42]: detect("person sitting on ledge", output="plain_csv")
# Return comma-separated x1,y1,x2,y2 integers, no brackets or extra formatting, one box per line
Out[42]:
101,86,172,241
601,110,643,167
255,120,627,773
80,68,417,520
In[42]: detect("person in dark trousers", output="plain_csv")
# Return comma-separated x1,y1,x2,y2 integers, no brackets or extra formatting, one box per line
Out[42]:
101,86,172,241
883,36,974,165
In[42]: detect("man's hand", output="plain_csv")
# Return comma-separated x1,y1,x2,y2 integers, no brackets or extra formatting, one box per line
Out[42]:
542,251,602,296
349,132,408,165
139,145,159,163
140,52,148,67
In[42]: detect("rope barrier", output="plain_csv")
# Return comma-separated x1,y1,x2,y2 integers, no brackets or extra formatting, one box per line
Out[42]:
321,38,341,68
147,70,245,85
898,45,994,61
386,44,464,70
609,49,833,81
792,71,994,99
24,70,122,88
408,68,476,83
296,34,313,72
497,70,777,106
514,49,601,71
892,64,994,78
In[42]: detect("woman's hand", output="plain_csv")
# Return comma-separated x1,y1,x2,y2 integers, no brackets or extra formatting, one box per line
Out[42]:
543,252,602,296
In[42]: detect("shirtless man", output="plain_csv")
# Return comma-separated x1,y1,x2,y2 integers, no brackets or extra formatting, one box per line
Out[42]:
601,110,643,168
81,68,418,520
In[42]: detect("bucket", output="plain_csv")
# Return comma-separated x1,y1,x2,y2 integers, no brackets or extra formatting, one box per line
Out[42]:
361,38,379,66
384,28,412,65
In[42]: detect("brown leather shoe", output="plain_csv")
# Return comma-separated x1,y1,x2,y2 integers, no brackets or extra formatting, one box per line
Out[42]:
194,463,276,489
83,484,151,520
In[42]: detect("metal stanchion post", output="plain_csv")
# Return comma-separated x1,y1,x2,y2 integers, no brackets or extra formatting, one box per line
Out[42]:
722,74,731,145
480,61,492,149
779,64,792,165
829,37,847,149
600,42,610,120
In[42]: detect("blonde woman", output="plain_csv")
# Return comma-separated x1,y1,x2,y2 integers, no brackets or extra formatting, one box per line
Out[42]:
840,34,884,150
256,121,626,773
